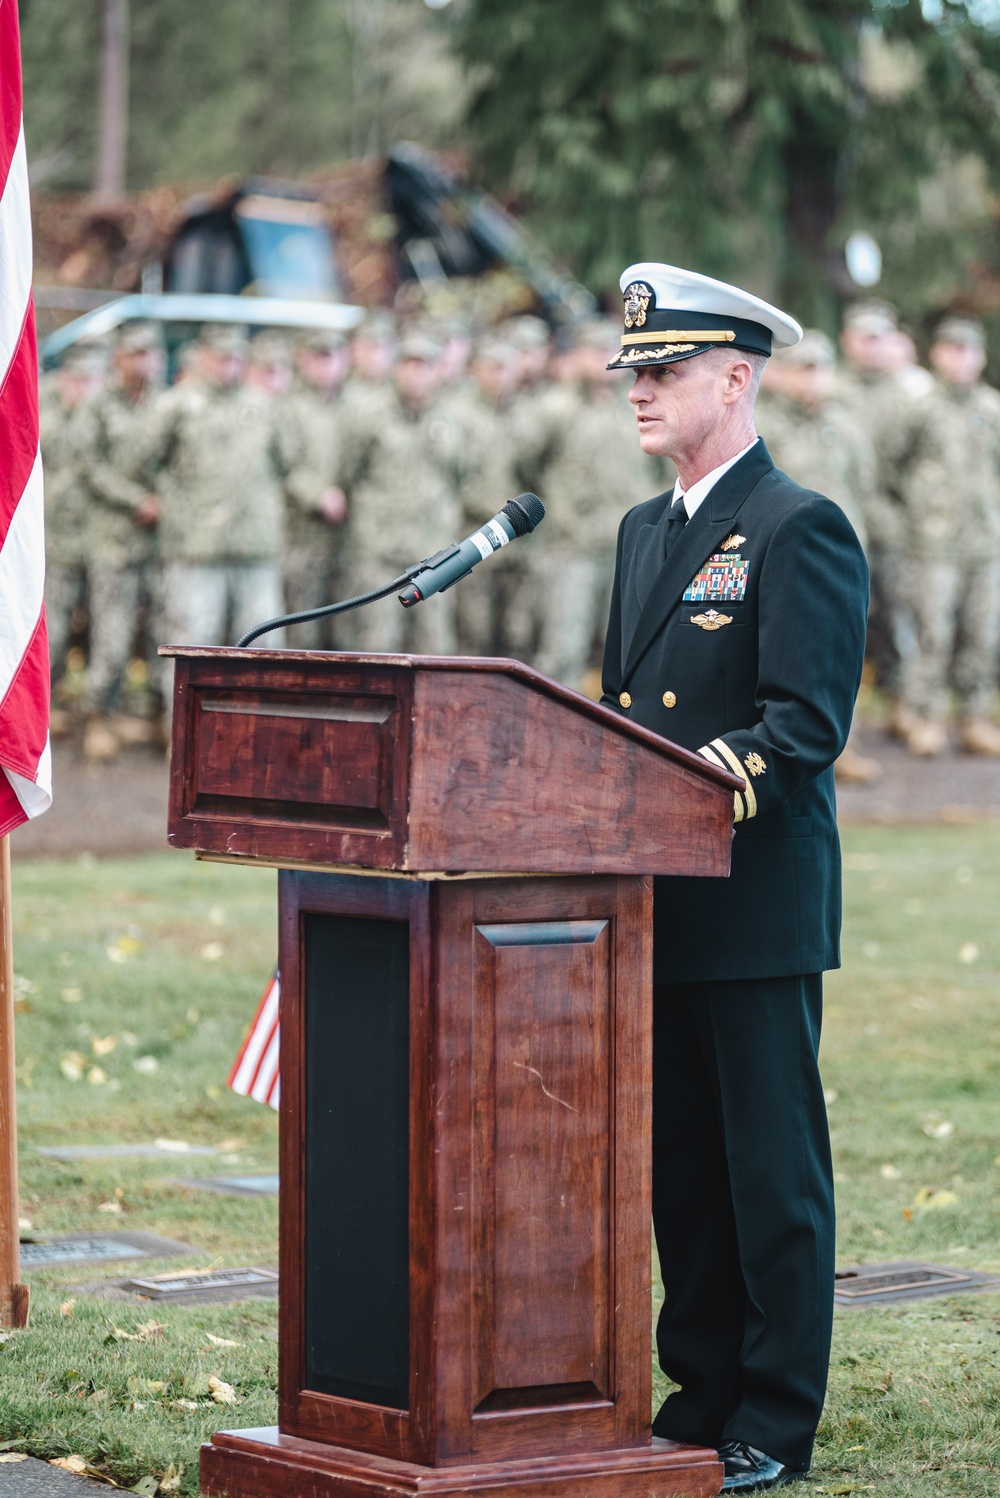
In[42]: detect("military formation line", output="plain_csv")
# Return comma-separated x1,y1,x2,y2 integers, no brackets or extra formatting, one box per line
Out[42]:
40,297,1000,775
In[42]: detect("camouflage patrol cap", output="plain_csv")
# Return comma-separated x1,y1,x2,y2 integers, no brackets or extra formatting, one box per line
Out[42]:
397,331,442,363
773,328,835,367
297,326,348,355
842,298,898,337
198,322,249,355
354,308,397,342
247,329,292,366
470,335,518,366
61,338,107,375
117,320,163,354
932,314,986,349
499,314,550,351
575,317,621,352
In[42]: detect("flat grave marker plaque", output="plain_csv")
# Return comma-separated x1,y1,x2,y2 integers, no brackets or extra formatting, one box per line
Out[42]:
19,1231,196,1270
172,1174,279,1197
122,1266,279,1304
835,1260,1000,1307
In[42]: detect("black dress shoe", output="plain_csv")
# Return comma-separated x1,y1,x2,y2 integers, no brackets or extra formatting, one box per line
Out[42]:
717,1440,806,1491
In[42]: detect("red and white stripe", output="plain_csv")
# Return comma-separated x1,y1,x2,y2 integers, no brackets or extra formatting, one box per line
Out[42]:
0,0,50,837
228,972,280,1110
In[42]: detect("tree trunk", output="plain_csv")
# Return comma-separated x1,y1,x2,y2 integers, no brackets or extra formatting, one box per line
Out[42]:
94,0,129,200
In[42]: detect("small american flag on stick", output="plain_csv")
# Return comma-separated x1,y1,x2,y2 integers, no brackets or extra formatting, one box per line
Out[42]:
0,0,50,833
228,972,280,1111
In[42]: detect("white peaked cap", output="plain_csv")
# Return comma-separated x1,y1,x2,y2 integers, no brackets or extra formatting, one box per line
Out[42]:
608,262,802,371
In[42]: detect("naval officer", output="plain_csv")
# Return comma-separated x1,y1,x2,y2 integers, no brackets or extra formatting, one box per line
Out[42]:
601,265,868,1492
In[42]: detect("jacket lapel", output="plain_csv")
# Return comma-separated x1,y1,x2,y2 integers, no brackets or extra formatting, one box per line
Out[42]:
621,440,774,683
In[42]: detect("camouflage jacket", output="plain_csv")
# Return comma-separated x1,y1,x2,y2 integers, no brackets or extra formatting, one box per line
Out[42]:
137,380,287,565
834,368,925,551
337,388,461,568
898,377,1000,562
76,381,159,570
39,377,92,570
279,384,345,554
755,391,872,554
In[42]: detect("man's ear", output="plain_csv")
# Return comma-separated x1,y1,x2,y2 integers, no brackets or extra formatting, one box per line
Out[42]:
723,358,754,403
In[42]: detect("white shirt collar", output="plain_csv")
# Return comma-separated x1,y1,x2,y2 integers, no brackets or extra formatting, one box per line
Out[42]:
674,437,759,520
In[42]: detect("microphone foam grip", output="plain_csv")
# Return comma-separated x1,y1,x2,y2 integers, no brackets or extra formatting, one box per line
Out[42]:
503,492,545,535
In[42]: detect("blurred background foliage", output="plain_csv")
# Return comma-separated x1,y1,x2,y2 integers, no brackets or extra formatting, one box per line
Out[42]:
18,0,1000,328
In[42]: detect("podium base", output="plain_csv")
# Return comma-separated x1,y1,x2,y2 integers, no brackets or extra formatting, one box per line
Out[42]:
201,1427,723,1497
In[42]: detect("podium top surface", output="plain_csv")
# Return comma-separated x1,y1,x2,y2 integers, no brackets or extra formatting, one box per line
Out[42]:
164,648,739,879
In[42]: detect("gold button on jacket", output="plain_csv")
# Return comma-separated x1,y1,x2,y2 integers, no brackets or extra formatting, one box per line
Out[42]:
619,691,632,709
662,691,677,708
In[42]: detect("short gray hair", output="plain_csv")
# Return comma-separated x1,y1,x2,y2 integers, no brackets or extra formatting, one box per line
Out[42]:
702,345,767,403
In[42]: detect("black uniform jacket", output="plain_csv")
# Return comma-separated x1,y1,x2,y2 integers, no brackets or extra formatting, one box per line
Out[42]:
601,439,869,985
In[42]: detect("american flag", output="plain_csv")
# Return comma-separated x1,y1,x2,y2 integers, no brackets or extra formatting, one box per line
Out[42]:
228,972,280,1111
0,0,50,836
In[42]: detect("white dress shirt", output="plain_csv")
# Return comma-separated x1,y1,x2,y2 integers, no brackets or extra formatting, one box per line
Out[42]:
674,437,760,520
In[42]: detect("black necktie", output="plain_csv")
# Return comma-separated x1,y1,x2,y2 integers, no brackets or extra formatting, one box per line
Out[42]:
663,494,688,559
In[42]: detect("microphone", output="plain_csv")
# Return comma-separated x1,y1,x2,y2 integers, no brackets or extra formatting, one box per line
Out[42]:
397,493,545,608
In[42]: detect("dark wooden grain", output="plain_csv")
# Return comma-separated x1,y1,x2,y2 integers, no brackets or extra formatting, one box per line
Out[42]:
202,1427,723,1498
165,650,738,877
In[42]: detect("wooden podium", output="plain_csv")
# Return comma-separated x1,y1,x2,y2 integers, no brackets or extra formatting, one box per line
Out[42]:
165,648,739,1498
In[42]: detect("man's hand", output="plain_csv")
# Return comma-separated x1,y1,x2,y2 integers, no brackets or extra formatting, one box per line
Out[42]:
135,493,160,528
318,487,347,524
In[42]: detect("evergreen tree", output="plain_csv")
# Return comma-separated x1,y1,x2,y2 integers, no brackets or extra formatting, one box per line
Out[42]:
453,0,1000,325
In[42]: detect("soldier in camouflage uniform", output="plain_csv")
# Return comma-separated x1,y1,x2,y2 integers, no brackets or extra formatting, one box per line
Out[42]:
244,330,293,399
77,322,164,760
757,330,880,782
836,300,925,731
433,335,522,656
897,315,1000,756
530,319,669,690
138,323,289,712
337,331,459,656
280,328,350,649
40,343,105,708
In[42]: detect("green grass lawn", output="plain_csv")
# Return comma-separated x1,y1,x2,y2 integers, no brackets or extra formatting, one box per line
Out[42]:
2,832,999,1495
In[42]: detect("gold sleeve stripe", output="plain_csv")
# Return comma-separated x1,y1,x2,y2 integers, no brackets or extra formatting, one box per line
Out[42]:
698,744,727,769
700,744,745,823
620,329,737,346
710,737,758,820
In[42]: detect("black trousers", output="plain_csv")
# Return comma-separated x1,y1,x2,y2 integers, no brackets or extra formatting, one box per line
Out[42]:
651,974,834,1470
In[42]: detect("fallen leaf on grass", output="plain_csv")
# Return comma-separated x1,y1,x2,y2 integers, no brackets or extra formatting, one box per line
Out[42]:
92,1035,118,1057
134,1056,159,1075
169,1398,199,1411
958,942,979,964
87,1066,109,1086
61,987,83,1004
105,1319,165,1344
50,1455,88,1473
60,1298,76,1317
914,1186,959,1210
59,1051,86,1082
200,942,225,962
922,1119,954,1139
880,1164,900,1179
130,1479,158,1496
208,1373,238,1405
98,1200,123,1214
127,1377,166,1396
0,1453,28,1463
18,1216,31,1230
204,1332,240,1348
159,1462,184,1492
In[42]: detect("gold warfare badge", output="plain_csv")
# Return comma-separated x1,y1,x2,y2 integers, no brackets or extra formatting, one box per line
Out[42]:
623,282,653,329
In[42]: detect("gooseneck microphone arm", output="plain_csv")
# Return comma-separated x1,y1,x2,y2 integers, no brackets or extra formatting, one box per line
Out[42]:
236,493,545,649
235,565,425,648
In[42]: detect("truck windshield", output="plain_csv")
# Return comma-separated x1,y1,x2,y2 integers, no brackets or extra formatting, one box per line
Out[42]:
235,196,341,300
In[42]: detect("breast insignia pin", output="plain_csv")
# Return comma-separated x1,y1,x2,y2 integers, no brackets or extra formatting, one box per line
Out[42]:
720,533,746,552
744,752,767,777
691,610,733,631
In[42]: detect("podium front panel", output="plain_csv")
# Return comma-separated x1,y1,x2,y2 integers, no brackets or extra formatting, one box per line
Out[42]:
277,870,653,1469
